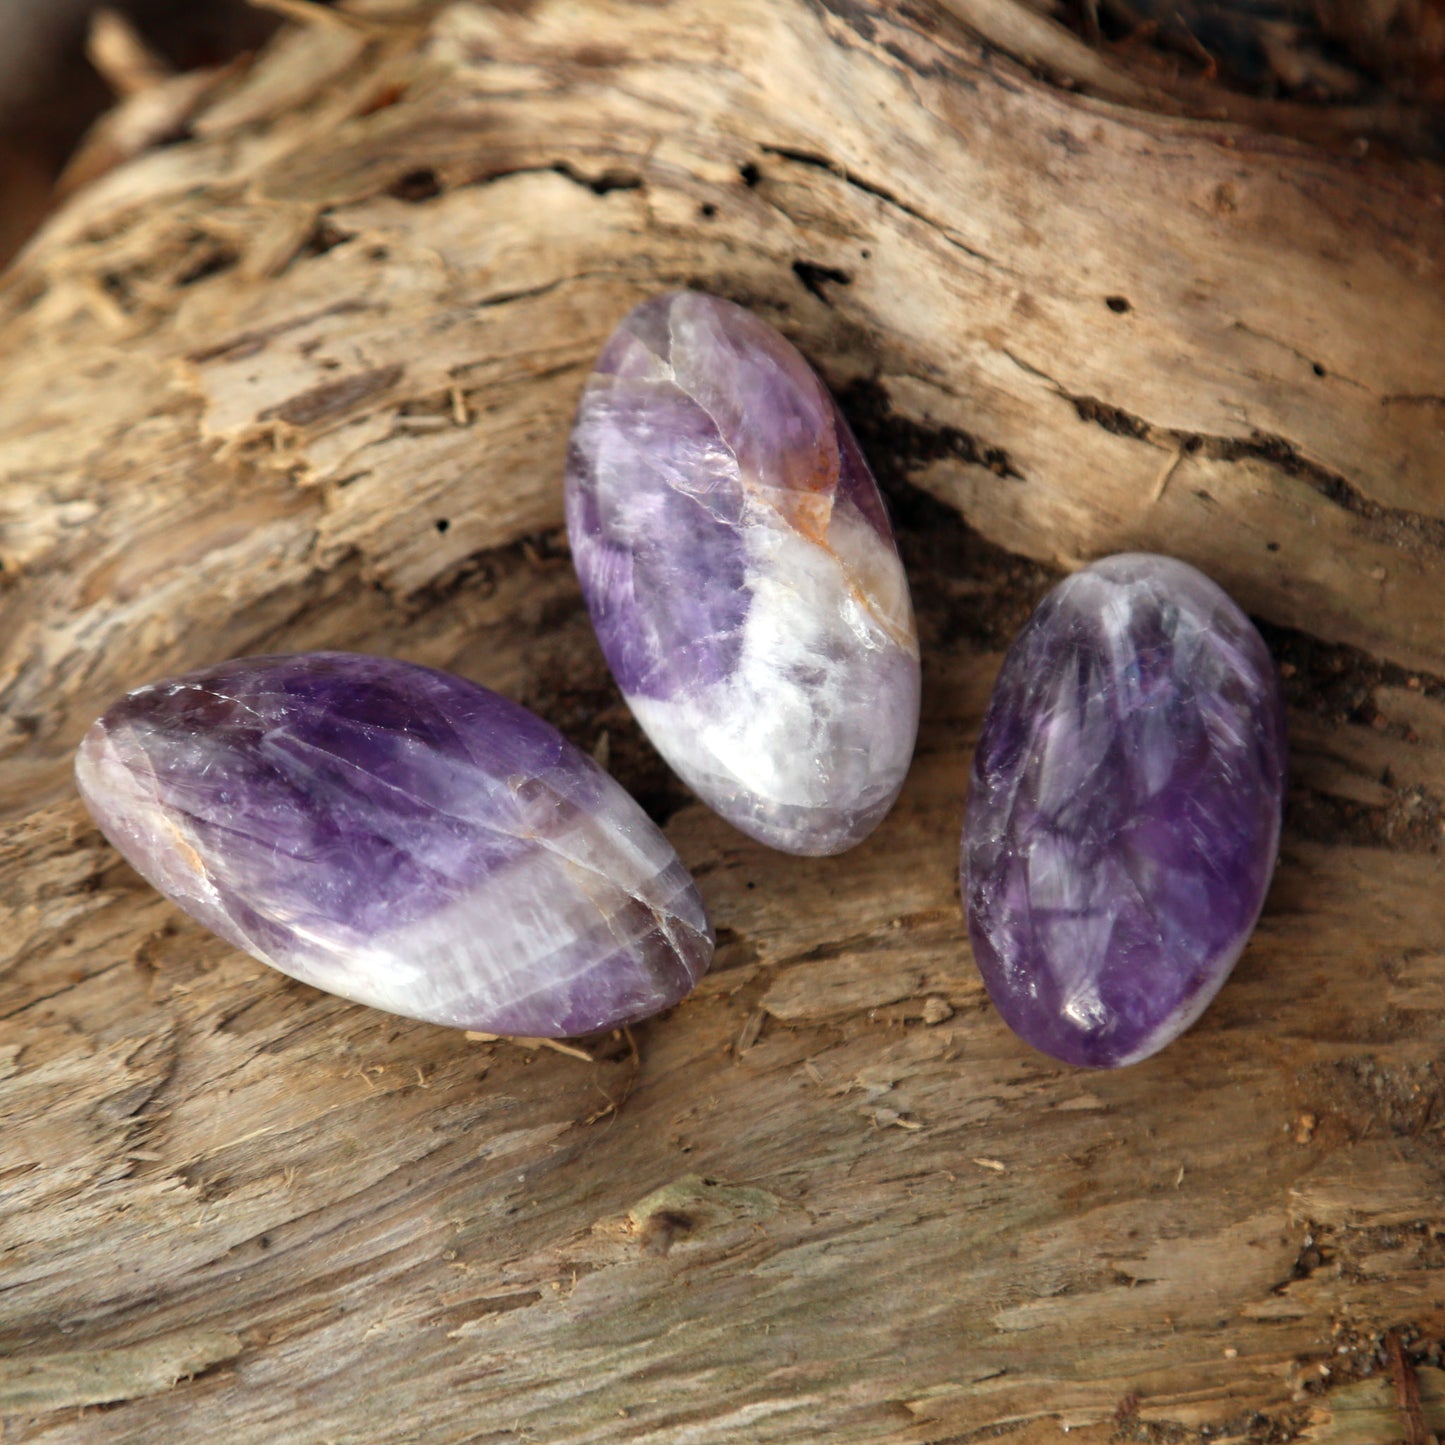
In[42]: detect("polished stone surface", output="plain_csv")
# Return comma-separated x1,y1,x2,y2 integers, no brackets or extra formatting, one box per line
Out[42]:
962,554,1287,1068
75,653,713,1036
565,291,920,855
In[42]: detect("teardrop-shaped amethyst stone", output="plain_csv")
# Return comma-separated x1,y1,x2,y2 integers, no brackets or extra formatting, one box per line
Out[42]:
565,291,920,856
75,653,712,1036
962,555,1287,1068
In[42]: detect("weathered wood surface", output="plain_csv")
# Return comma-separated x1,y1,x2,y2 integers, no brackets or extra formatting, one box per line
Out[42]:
1,1,1444,1440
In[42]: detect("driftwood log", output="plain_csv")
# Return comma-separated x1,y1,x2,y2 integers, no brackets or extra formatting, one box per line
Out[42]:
2,1,1444,1440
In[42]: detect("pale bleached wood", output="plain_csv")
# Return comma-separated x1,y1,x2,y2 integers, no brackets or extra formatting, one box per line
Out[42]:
0,2,1443,1441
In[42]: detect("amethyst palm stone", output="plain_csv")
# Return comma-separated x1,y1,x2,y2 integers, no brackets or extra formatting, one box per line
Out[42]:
75,653,713,1036
566,291,920,856
962,555,1287,1068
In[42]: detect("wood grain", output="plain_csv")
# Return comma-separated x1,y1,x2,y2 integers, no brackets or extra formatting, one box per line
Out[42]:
0,1,1442,1440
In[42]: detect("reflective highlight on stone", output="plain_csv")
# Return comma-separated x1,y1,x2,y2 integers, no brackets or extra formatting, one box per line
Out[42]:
962,555,1287,1068
75,653,713,1036
566,291,921,855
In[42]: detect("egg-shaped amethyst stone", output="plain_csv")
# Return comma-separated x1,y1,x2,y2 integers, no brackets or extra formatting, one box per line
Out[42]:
565,291,920,856
75,653,713,1036
962,555,1287,1068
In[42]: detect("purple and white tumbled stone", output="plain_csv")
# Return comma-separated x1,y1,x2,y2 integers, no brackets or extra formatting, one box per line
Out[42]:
565,291,920,856
75,653,713,1036
962,554,1287,1068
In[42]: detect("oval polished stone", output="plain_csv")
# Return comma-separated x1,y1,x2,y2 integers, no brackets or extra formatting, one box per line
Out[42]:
75,653,713,1036
962,554,1287,1068
565,291,921,856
